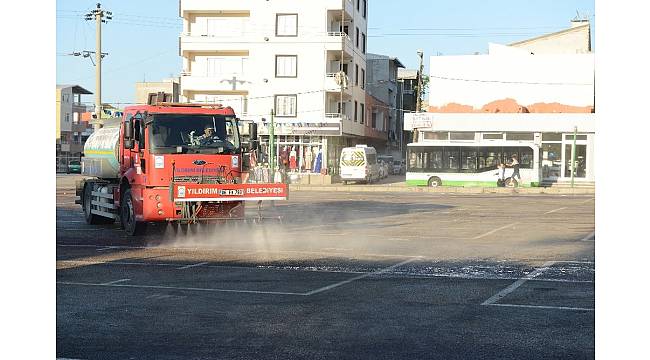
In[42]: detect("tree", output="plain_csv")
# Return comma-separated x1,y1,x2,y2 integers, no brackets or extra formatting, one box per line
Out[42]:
414,75,430,112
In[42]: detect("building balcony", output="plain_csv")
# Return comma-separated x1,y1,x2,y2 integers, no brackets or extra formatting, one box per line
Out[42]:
325,73,353,95
181,74,252,93
324,32,355,57
325,112,350,122
325,0,354,17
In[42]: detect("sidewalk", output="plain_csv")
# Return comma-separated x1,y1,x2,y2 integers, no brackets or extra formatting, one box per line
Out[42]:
289,176,595,195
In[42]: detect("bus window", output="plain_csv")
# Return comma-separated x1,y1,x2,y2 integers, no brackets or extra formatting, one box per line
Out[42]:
519,147,533,169
504,148,519,164
429,149,443,169
461,148,477,171
479,147,500,171
444,147,460,170
408,149,418,170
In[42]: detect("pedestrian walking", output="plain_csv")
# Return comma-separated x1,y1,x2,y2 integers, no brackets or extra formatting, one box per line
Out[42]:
508,155,521,182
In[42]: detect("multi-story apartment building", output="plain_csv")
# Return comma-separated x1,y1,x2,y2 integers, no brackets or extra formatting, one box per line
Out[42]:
179,0,372,175
135,78,180,105
397,68,420,149
56,84,94,172
366,53,404,158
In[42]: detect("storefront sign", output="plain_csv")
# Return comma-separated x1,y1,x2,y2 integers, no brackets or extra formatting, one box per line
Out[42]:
404,113,434,130
257,122,342,136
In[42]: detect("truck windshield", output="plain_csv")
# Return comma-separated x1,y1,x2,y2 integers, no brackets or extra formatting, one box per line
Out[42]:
149,114,240,154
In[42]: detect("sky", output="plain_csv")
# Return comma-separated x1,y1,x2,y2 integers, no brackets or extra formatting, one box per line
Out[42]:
56,0,595,107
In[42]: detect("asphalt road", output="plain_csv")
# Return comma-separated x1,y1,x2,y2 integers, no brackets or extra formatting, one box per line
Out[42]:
56,174,595,360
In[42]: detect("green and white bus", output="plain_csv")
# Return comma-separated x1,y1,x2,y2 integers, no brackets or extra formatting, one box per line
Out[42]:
406,143,540,187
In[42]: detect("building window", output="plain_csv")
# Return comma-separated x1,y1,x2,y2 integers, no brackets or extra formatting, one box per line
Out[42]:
564,134,588,141
450,132,475,141
362,33,366,54
275,95,297,117
542,132,562,141
355,64,359,86
424,132,449,140
65,113,70,123
357,0,360,11
354,101,358,122
276,14,298,37
361,68,365,89
506,132,534,141
363,0,367,18
73,112,79,124
360,104,365,124
207,57,247,77
356,27,359,48
275,55,297,78
482,133,504,140
207,18,246,37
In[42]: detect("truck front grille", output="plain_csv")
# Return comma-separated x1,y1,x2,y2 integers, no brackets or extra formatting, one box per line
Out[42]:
173,176,227,184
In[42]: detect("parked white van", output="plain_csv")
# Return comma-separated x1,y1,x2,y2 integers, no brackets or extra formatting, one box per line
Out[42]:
340,145,380,184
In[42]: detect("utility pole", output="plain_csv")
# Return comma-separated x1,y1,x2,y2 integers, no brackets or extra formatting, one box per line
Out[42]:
570,126,577,188
414,49,424,143
85,3,112,131
269,109,276,175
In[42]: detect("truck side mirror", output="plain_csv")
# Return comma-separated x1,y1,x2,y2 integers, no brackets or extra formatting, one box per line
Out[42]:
248,123,258,150
124,118,134,139
124,118,134,149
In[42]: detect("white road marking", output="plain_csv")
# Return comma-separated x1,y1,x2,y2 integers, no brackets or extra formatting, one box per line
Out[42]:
177,262,208,270
56,281,306,296
101,278,131,285
481,261,556,305
472,223,517,240
55,259,593,283
58,228,107,231
56,243,423,259
544,207,568,215
579,197,595,204
485,303,594,311
304,258,420,296
96,246,120,251
580,231,595,242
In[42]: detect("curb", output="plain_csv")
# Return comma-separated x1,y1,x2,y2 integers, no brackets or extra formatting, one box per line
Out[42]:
288,185,595,195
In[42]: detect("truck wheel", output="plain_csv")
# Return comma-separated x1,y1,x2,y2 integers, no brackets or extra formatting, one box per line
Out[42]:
428,177,442,187
121,188,146,236
83,184,110,224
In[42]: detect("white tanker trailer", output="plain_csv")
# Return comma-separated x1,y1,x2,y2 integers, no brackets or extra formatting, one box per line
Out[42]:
81,118,121,179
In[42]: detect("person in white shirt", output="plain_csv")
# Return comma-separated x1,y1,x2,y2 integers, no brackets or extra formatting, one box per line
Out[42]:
495,163,506,186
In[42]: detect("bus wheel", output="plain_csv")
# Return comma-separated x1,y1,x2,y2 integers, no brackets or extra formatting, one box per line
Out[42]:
428,177,442,187
505,177,519,188
121,188,147,236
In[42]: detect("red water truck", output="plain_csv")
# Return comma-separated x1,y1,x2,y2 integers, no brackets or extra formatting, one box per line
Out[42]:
75,103,287,235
